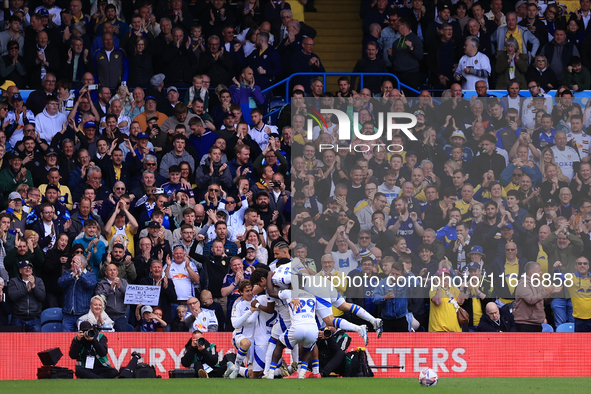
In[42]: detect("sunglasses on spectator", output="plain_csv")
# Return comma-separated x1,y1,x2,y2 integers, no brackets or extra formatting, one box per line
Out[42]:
577,262,589,266
226,200,236,204
209,188,220,192
505,248,516,251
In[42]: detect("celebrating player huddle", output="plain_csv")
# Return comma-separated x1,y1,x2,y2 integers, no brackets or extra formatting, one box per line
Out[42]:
223,254,383,379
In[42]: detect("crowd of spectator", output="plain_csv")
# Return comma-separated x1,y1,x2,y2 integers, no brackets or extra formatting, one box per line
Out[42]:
358,0,591,92
0,0,590,336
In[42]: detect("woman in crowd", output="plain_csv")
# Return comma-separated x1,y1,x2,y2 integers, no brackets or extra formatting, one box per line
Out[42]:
43,233,71,308
77,295,115,332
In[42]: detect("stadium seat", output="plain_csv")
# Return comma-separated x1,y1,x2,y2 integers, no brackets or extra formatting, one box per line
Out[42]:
541,323,554,332
556,323,574,333
126,323,135,332
41,323,64,333
266,96,286,125
41,308,63,325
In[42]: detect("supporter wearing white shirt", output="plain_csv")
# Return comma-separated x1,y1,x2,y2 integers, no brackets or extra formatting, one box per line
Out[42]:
184,297,218,332
249,108,277,150
34,96,67,144
99,99,131,135
167,245,200,301
552,130,580,180
566,115,590,160
378,170,401,204
521,84,552,129
454,36,491,90
325,226,360,275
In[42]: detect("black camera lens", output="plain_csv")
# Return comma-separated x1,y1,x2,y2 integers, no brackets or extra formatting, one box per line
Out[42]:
323,328,332,338
198,338,206,346
87,329,96,338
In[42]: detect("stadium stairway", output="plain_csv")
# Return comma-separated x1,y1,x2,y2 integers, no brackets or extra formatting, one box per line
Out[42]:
305,0,362,93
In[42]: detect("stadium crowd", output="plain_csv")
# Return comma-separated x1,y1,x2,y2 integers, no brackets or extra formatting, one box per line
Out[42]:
0,0,589,354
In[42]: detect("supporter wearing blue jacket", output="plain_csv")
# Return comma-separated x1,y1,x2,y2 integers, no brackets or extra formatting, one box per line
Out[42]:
372,260,420,332
59,254,98,332
72,221,106,280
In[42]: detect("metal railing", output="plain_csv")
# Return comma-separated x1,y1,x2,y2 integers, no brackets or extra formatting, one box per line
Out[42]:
261,72,422,119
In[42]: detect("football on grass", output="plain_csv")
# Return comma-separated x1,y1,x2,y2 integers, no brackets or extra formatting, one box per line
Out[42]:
418,368,438,387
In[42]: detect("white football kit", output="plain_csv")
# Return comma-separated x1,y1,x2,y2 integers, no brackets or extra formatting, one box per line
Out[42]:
278,290,318,350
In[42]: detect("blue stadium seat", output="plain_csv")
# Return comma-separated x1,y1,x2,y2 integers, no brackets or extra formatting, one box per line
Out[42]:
41,308,63,325
266,96,286,125
541,323,554,332
126,323,135,332
556,323,574,333
41,323,64,333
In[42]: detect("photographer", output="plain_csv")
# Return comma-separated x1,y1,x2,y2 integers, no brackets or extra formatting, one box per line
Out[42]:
69,321,119,379
181,331,229,378
317,327,349,377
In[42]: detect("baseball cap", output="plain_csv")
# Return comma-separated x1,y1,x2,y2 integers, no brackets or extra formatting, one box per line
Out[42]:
38,9,50,16
467,261,481,270
413,110,425,116
501,223,513,230
8,191,21,200
150,73,165,88
246,243,256,250
45,184,60,193
255,191,269,199
12,93,22,101
545,199,556,206
450,130,467,142
533,93,545,99
83,121,96,129
515,0,527,9
79,321,93,331
0,80,15,91
167,86,178,94
147,221,160,229
146,114,159,122
145,95,157,102
141,306,153,315
10,150,24,160
437,268,451,275
18,260,33,269
44,147,58,156
136,132,149,140
468,245,485,256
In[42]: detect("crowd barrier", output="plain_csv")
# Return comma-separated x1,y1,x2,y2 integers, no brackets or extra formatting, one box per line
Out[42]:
0,332,588,380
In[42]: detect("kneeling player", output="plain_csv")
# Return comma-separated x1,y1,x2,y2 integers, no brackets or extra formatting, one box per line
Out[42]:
225,281,257,379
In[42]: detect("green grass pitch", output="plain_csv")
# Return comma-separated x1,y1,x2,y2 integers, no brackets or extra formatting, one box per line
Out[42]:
1,377,590,393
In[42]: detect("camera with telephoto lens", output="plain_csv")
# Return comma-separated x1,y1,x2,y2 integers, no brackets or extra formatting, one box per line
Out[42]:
323,328,333,338
84,324,107,338
198,337,206,347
